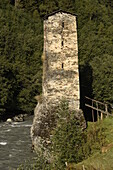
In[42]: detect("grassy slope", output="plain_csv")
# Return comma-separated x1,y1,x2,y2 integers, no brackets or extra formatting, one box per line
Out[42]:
68,117,113,170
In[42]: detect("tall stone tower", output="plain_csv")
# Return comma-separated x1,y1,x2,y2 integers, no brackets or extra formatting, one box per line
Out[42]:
31,10,83,152
42,10,80,110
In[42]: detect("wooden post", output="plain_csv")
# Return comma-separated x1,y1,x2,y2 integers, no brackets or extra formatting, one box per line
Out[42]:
105,104,108,117
85,96,111,122
92,101,94,122
96,102,99,121
101,112,103,120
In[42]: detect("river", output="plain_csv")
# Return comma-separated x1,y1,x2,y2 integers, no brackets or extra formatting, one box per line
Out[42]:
0,116,36,170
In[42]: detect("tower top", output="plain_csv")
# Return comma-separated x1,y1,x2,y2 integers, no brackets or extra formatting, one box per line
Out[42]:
44,9,78,20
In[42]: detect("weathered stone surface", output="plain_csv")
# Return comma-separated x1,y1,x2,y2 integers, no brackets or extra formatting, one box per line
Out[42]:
42,12,80,110
31,10,85,155
31,102,57,158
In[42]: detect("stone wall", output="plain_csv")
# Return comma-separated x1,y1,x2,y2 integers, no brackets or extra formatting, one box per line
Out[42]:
43,11,80,110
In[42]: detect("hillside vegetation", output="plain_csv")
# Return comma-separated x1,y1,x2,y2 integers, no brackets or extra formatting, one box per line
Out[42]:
0,0,113,118
68,117,113,170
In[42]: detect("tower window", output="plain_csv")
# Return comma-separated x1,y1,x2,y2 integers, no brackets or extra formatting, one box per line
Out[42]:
61,40,64,47
62,21,64,28
62,63,64,69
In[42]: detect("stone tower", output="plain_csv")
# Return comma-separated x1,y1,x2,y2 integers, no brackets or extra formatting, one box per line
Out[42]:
42,10,80,110
31,10,83,152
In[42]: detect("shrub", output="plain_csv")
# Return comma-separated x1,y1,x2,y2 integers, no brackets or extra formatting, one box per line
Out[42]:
17,153,51,170
50,101,106,169
51,101,87,169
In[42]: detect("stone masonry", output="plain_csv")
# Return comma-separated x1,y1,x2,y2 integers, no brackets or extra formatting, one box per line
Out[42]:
31,10,82,153
42,10,80,110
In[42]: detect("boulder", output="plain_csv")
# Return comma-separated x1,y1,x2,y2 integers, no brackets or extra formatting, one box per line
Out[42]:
13,114,24,122
6,118,12,123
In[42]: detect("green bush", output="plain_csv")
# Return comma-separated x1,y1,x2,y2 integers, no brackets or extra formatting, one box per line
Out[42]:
51,101,87,169
50,102,106,169
17,153,51,170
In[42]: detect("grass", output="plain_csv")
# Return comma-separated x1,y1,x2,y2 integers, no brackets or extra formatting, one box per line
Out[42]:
67,117,113,170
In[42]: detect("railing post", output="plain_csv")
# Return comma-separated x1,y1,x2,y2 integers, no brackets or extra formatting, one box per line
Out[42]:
85,96,111,122
96,102,99,121
101,112,103,120
105,104,108,117
92,101,94,122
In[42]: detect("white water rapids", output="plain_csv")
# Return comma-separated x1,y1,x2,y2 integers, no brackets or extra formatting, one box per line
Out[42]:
0,116,36,170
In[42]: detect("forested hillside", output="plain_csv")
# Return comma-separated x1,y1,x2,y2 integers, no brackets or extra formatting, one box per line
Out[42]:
0,0,113,119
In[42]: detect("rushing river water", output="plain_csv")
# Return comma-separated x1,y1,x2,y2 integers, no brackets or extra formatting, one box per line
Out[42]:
0,116,36,170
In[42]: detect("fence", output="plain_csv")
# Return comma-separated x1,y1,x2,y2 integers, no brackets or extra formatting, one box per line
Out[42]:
85,96,113,122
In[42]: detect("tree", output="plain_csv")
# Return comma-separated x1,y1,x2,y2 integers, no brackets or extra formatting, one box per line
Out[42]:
91,54,113,103
0,1,43,117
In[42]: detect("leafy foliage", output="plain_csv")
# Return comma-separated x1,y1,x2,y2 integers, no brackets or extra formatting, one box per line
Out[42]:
0,1,43,117
51,101,106,169
51,102,87,169
17,153,51,170
91,54,113,102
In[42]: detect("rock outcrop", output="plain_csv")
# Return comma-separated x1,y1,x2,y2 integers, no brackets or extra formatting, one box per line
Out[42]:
31,102,58,159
